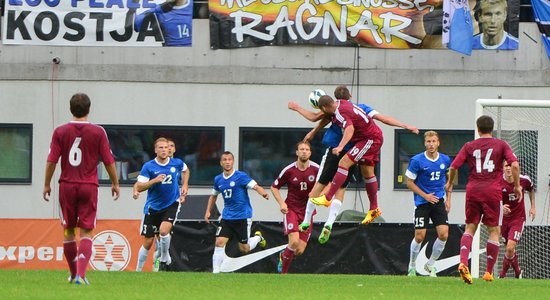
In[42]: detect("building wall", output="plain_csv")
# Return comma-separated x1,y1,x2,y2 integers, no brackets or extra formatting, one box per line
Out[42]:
1,20,549,224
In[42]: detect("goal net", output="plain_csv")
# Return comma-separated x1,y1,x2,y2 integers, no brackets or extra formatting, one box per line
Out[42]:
473,99,550,279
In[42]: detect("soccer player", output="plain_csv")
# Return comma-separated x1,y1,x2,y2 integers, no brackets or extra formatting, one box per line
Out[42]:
271,141,319,274
135,137,189,272
288,85,418,244
405,131,452,277
445,115,521,284
499,162,536,278
43,93,120,285
133,0,193,46
204,151,270,274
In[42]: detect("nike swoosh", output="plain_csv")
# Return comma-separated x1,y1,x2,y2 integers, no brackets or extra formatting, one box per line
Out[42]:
415,241,487,275
220,245,286,273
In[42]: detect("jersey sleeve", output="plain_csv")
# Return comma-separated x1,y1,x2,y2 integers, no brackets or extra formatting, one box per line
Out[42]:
46,128,61,163
502,142,518,165
98,127,115,165
405,157,419,180
271,169,288,189
358,103,377,118
137,163,151,182
451,145,467,169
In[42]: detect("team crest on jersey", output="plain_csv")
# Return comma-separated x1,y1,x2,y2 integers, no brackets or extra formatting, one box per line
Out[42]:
230,181,235,187
170,167,176,173
308,175,315,182
440,164,446,169
287,223,294,230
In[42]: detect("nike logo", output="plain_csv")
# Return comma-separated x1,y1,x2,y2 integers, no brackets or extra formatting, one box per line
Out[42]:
154,171,161,174
220,244,286,273
415,241,487,275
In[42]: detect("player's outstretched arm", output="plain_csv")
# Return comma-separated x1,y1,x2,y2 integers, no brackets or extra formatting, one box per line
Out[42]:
253,184,269,200
445,167,457,194
42,162,57,201
104,163,120,200
204,195,217,223
373,113,419,134
288,101,325,122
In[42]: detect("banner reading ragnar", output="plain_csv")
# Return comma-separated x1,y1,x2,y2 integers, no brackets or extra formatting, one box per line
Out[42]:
209,0,520,50
1,0,193,46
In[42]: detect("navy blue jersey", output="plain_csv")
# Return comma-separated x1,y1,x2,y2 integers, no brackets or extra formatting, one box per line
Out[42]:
212,170,257,220
135,2,193,46
321,103,376,150
138,157,185,213
406,152,451,206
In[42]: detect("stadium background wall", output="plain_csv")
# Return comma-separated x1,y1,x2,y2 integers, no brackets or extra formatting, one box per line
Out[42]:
0,20,549,226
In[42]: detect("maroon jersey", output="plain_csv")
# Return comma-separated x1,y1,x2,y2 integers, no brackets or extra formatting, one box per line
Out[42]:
451,137,517,202
271,161,319,215
502,175,534,222
47,121,115,185
332,100,383,144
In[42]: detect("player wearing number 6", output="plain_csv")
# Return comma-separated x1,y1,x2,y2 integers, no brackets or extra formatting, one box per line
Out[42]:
405,131,452,277
43,93,120,285
445,115,521,284
135,137,189,272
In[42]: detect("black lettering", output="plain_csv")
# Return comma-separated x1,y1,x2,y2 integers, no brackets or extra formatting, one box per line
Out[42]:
136,13,163,42
89,12,112,42
110,11,133,42
34,11,59,41
63,12,85,42
7,10,32,40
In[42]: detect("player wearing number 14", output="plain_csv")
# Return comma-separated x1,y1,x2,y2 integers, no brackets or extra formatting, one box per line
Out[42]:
445,115,521,284
133,0,193,46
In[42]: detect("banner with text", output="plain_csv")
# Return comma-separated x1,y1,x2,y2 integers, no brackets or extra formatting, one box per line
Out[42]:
209,0,519,50
1,0,193,46
0,219,148,271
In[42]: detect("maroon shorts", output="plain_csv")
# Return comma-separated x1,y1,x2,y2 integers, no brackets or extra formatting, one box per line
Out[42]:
501,219,525,243
345,138,382,166
465,200,502,227
59,182,98,230
283,208,313,242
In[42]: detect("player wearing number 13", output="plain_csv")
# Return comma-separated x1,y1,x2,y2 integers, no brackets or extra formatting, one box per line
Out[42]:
133,0,193,47
445,115,521,284
43,93,120,285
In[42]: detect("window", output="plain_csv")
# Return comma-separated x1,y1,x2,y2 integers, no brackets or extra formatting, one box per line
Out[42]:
100,125,224,186
239,127,380,187
240,127,327,186
0,124,32,183
394,129,474,190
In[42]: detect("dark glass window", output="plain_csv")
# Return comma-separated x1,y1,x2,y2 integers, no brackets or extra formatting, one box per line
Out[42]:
0,124,32,183
100,125,224,186
239,127,380,187
394,129,474,190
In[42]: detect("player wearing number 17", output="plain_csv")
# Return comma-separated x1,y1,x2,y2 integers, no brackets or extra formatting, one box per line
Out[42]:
445,115,521,284
43,93,120,285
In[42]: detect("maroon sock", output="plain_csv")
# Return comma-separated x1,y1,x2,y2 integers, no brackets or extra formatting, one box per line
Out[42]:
486,240,500,274
460,233,473,266
281,247,295,274
511,253,521,276
326,167,348,200
500,256,511,277
365,176,379,210
77,238,93,279
63,240,78,278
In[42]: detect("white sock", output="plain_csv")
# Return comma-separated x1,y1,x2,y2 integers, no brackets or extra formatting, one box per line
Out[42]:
325,199,342,228
409,239,421,268
154,238,160,259
136,246,149,272
159,234,171,263
303,200,316,224
212,246,225,272
247,235,261,250
428,238,447,266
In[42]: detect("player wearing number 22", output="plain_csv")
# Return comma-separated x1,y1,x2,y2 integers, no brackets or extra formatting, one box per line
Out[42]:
43,93,120,285
445,115,521,284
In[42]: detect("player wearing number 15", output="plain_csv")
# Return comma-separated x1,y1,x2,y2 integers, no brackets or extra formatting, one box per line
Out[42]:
43,93,120,285
133,0,193,47
445,115,521,284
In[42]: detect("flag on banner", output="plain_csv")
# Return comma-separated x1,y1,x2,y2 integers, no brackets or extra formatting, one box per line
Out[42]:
532,0,550,60
443,0,474,55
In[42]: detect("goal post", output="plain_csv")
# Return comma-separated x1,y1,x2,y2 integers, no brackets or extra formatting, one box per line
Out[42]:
472,99,550,279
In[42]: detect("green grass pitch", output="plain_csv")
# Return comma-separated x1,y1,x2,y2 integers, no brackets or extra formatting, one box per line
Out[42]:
1,269,549,299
